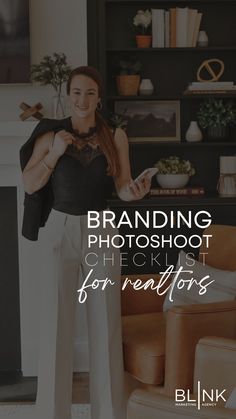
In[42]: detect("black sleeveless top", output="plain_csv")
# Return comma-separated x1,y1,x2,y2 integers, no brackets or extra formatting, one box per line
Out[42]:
51,118,113,215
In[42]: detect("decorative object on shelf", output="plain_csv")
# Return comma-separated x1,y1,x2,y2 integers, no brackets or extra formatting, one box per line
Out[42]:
197,98,236,141
150,186,204,196
19,102,43,121
217,156,236,197
197,30,209,47
139,79,154,95
114,100,180,143
116,59,141,96
186,80,236,94
154,156,195,188
197,58,224,82
185,120,203,142
108,112,128,130
31,52,71,119
133,9,152,48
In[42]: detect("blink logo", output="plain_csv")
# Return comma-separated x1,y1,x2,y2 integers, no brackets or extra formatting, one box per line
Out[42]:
175,381,227,410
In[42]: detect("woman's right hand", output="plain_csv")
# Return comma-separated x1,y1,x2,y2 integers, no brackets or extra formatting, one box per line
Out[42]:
51,130,75,157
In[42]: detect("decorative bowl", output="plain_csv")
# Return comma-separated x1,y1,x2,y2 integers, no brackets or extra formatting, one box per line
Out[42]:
156,174,189,188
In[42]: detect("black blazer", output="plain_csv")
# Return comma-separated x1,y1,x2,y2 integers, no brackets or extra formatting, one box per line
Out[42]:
20,117,71,241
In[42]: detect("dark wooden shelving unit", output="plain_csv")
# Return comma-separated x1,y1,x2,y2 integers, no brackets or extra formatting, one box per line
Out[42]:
87,0,236,219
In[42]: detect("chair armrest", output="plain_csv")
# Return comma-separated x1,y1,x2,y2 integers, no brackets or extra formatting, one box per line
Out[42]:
194,336,236,401
127,389,236,419
121,274,169,316
164,300,236,396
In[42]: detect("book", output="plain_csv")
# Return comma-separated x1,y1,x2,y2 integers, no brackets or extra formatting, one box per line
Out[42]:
164,10,170,48
176,7,189,47
187,9,198,47
188,82,235,91
150,187,205,196
152,9,165,48
170,8,177,47
184,89,236,95
192,12,203,47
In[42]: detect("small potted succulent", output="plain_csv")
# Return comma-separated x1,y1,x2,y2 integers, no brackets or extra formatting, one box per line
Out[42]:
133,9,152,48
197,98,236,141
31,52,71,118
154,156,195,188
116,59,141,96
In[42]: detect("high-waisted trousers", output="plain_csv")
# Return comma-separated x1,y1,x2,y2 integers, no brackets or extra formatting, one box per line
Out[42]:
35,209,126,419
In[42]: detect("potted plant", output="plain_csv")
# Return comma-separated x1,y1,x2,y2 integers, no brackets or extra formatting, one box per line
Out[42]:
116,59,141,96
108,112,128,130
133,9,152,48
197,98,236,141
154,156,195,188
31,52,72,118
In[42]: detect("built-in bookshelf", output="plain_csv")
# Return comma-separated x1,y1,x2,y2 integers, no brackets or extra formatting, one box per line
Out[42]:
87,0,236,196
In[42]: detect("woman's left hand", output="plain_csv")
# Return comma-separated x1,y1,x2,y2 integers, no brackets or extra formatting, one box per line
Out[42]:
118,175,151,201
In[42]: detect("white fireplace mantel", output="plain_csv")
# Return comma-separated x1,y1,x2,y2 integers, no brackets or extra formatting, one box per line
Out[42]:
0,121,89,376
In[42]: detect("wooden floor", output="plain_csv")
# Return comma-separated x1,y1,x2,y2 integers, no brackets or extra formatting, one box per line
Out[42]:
0,373,89,404
72,373,89,404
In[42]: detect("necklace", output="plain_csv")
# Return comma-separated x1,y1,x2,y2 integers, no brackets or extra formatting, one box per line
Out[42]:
72,125,97,139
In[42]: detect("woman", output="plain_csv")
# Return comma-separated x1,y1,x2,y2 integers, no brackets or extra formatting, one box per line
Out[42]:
20,66,151,419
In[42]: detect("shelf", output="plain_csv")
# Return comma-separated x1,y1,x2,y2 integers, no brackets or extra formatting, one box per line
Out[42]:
182,93,236,99
107,46,236,52
108,94,236,101
108,193,236,208
129,141,236,147
108,95,180,101
106,0,236,2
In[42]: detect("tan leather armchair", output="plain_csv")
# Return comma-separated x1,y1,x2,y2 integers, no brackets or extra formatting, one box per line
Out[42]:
121,225,236,402
127,336,236,418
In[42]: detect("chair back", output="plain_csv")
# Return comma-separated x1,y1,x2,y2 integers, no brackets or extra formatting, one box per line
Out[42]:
199,224,236,271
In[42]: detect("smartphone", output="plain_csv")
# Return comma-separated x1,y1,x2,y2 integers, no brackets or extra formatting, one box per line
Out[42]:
134,167,158,183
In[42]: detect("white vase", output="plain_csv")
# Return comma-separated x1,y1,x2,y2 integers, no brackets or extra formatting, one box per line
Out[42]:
52,94,66,119
139,79,154,95
185,121,203,142
156,174,189,188
197,30,209,47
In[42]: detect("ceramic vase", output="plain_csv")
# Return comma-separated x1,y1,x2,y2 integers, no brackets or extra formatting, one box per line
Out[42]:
139,79,154,95
197,31,209,47
185,121,203,142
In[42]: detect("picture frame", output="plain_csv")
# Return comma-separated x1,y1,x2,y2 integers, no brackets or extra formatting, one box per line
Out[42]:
114,100,181,143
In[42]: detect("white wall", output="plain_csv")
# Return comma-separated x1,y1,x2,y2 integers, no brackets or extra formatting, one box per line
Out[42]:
0,0,87,121
0,0,89,375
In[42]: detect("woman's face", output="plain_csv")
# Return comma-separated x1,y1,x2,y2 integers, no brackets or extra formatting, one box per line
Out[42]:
68,74,100,119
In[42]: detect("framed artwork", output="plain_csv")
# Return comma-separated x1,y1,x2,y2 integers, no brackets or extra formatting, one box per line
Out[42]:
114,100,181,143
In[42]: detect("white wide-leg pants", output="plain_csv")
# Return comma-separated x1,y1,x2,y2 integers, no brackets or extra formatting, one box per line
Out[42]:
35,209,126,419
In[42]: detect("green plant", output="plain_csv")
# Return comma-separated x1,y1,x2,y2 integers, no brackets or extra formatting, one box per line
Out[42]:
118,59,141,75
133,10,152,35
197,98,236,128
108,112,128,130
154,156,195,176
31,52,72,95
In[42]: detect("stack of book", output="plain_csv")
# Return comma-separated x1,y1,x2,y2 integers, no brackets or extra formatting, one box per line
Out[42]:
185,81,236,95
150,187,205,196
152,7,202,48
